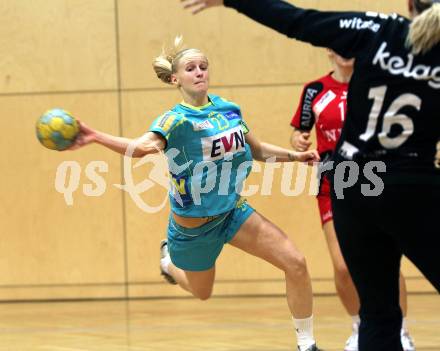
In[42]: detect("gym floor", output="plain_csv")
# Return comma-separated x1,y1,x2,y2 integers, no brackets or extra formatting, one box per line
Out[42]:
0,294,438,350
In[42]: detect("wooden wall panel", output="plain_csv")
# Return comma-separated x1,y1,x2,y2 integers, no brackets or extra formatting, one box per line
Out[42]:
0,0,430,301
0,0,116,94
118,0,408,89
120,90,178,285
118,0,325,89
0,93,125,299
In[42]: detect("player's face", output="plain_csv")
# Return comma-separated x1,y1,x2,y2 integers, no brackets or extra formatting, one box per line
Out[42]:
173,52,210,96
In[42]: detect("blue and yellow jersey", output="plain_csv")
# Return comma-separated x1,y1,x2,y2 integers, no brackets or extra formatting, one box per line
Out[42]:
149,94,253,217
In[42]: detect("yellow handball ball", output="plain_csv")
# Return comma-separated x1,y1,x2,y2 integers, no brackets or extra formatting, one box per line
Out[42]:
36,108,79,151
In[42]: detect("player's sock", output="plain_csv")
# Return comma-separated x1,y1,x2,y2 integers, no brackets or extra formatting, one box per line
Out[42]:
292,315,315,351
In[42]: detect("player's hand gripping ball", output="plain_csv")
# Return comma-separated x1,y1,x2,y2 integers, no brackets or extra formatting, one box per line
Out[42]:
36,108,79,150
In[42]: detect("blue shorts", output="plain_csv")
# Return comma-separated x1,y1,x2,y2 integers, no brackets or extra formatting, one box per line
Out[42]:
167,199,255,271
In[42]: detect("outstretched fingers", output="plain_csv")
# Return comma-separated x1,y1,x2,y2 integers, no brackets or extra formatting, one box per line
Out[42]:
181,0,223,14
181,0,206,14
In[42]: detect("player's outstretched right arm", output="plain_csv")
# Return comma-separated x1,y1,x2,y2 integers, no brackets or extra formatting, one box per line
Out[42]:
70,120,165,157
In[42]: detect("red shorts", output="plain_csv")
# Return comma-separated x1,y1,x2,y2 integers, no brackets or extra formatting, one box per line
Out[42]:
317,177,333,226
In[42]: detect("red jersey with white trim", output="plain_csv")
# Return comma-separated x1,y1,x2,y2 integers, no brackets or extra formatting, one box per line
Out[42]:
291,73,348,155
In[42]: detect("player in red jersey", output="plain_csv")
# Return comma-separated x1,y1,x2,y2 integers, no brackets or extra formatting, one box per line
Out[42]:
290,50,415,351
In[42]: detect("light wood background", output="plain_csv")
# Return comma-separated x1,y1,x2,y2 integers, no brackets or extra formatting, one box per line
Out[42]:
0,0,434,301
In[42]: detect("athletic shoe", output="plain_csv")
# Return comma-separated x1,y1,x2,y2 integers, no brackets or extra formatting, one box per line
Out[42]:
401,329,416,351
340,326,414,351
160,239,177,285
344,332,358,351
343,322,359,351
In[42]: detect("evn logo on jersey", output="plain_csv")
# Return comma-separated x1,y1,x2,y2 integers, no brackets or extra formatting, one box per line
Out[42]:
201,126,245,161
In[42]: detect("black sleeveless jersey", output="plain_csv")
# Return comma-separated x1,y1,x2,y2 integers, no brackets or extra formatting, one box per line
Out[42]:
225,0,440,181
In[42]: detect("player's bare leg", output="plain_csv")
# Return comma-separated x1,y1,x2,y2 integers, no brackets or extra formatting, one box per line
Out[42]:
229,212,320,351
160,240,215,300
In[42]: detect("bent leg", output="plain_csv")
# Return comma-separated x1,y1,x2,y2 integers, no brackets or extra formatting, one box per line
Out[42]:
169,264,216,300
164,214,227,301
229,211,313,319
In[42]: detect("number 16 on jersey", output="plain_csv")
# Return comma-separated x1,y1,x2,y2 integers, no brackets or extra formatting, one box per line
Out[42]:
359,85,421,149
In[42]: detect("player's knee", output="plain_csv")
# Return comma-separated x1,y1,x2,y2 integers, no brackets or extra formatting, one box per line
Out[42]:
195,291,212,301
192,287,213,301
284,252,308,278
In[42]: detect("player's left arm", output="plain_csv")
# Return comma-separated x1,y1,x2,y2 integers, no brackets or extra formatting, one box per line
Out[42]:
245,131,319,163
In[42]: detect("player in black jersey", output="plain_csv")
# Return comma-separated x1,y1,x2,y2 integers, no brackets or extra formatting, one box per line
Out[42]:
181,0,440,350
